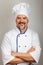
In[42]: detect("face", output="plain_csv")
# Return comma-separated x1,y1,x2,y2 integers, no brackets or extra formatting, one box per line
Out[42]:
16,15,29,31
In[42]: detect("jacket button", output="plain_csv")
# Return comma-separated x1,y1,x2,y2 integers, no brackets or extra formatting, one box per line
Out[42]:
25,45,27,47
25,35,27,37
19,45,21,47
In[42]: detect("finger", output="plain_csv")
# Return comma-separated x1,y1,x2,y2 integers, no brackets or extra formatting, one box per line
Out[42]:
27,47,35,53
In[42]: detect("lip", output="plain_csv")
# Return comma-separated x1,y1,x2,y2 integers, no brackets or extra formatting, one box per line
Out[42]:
19,23,25,25
18,22,25,24
19,23,25,26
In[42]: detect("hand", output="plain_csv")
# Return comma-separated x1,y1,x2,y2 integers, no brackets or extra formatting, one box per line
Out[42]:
11,51,18,57
27,46,35,53
11,51,22,57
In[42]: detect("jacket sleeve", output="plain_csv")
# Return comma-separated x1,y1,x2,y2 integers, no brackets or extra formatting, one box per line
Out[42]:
1,34,14,65
29,32,41,63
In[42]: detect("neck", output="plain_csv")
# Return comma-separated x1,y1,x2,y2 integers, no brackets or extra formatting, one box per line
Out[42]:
20,27,28,34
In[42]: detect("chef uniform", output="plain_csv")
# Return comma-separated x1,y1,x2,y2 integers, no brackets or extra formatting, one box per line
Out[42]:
1,3,41,65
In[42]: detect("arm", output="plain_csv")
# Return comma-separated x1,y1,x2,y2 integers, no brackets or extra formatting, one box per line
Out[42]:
29,33,41,63
8,49,35,65
7,51,28,64
11,47,35,62
27,46,35,53
7,57,25,64
16,52,35,62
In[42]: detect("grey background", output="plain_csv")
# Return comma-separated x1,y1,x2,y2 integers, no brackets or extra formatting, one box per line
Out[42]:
0,0,43,65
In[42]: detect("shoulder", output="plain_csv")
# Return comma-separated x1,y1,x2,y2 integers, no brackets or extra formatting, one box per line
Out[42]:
4,29,17,38
27,28,39,36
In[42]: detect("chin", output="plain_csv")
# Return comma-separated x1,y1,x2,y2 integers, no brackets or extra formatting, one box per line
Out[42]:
20,27,25,30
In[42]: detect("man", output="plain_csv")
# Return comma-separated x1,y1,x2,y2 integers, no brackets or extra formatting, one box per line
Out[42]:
1,3,41,65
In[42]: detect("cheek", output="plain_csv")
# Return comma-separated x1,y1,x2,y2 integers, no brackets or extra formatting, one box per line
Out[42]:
16,20,19,24
25,20,28,24
25,21,28,26
16,20,20,27
16,20,21,25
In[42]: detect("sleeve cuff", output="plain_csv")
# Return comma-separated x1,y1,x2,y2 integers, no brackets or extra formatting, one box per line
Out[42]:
29,49,41,63
3,55,14,65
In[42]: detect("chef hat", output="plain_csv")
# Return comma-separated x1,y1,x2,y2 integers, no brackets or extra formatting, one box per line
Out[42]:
12,3,31,20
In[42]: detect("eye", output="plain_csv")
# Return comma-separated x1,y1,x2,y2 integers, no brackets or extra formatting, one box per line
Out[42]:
23,17,27,19
17,17,21,19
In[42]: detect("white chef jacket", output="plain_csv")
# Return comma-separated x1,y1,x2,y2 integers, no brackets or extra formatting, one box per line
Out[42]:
1,28,41,65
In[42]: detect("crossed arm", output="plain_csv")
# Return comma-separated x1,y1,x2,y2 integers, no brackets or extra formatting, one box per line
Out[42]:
7,47,35,64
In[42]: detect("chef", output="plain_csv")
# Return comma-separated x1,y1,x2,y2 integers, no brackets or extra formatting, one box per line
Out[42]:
1,3,41,65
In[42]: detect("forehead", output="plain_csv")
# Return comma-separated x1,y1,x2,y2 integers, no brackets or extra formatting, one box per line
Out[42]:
17,14,27,18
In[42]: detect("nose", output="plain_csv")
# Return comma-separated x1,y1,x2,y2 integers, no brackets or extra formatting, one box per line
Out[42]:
20,18,24,22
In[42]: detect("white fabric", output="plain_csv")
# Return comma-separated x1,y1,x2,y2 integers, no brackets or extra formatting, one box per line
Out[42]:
12,3,31,20
1,33,14,65
29,33,41,63
1,28,41,65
